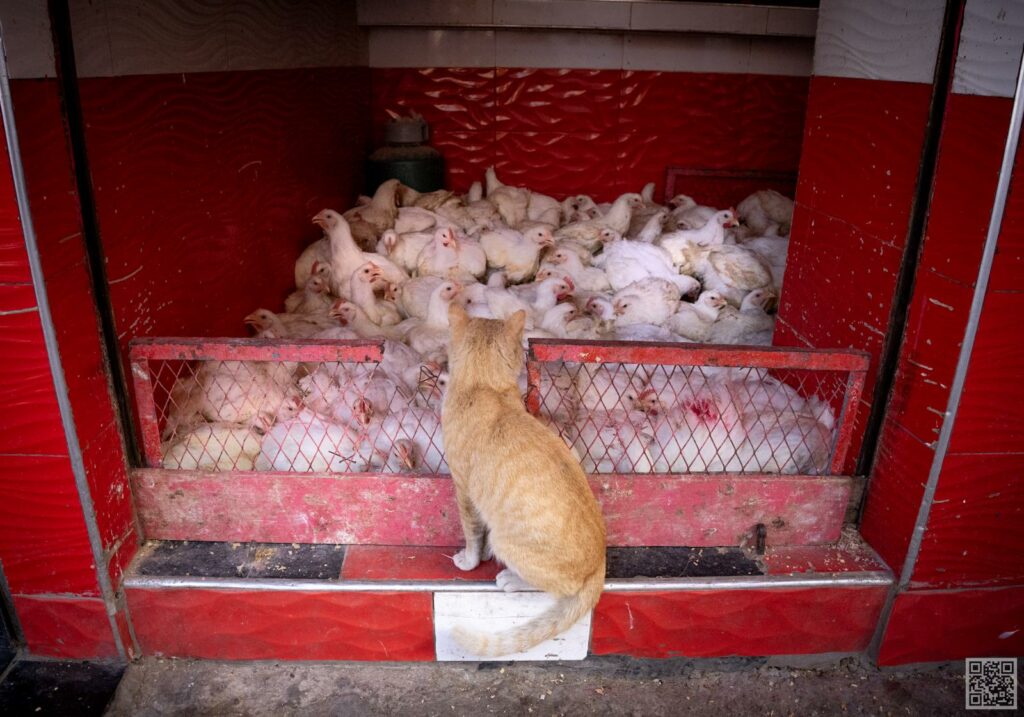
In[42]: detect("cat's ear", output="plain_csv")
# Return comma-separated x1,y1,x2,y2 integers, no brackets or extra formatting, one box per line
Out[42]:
506,310,527,337
449,302,470,333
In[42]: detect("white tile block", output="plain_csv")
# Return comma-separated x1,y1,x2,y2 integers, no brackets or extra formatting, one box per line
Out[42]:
623,33,751,74
953,0,1024,97
369,27,495,68
749,37,815,77
496,28,622,69
766,7,819,38
434,592,592,662
357,0,494,27
104,0,230,76
814,0,945,83
0,0,56,79
494,0,629,30
630,1,768,36
70,0,114,77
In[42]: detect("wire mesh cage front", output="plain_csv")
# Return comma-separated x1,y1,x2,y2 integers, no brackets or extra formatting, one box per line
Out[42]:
526,341,867,476
131,338,867,477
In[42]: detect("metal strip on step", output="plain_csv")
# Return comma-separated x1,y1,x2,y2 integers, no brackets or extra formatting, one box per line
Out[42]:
123,571,893,593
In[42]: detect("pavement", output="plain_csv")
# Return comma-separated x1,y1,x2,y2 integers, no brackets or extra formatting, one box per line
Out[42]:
102,655,986,716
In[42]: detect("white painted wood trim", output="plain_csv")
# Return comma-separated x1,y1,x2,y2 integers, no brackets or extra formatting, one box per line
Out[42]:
953,0,1024,98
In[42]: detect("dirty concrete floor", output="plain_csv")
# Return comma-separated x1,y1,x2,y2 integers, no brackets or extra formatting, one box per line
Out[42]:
106,656,980,716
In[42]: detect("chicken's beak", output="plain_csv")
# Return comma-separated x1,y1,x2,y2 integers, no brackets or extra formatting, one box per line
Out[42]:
614,305,625,316
312,212,330,230
243,312,262,329
399,444,416,471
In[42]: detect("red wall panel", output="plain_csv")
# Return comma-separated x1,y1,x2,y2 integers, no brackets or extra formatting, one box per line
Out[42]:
592,586,887,658
371,68,808,202
78,67,371,354
14,595,119,659
878,586,1024,665
127,588,435,660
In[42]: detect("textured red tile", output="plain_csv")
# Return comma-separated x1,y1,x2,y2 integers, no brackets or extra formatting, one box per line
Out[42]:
0,455,100,595
496,68,621,134
0,134,31,284
431,130,496,194
860,418,936,572
620,72,745,157
947,291,1024,453
75,68,369,370
44,262,118,449
878,586,1024,665
592,586,887,658
9,80,88,280
107,526,139,589
910,453,1024,588
738,75,810,172
777,208,903,373
796,76,931,247
14,595,118,659
495,130,625,202
81,422,135,548
127,588,435,660
919,93,1011,287
0,284,67,456
371,67,496,139
342,545,501,581
884,270,972,445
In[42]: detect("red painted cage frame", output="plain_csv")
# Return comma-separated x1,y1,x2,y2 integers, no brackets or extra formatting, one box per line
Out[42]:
127,338,870,548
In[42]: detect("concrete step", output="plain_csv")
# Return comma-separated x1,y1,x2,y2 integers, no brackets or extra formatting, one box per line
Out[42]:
122,539,893,661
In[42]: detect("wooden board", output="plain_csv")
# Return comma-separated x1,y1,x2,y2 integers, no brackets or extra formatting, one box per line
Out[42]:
131,469,852,547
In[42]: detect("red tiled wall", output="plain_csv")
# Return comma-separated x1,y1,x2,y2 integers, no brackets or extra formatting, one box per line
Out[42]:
77,67,371,357
868,86,1024,664
371,68,809,202
775,76,934,476
0,79,124,657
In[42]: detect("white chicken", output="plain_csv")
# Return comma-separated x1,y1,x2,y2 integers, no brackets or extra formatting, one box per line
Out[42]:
416,226,486,281
255,408,374,472
555,193,642,251
484,166,531,228
707,288,776,345
315,209,408,298
699,245,775,307
592,239,700,295
404,281,463,362
612,279,682,327
349,261,401,326
736,189,794,236
542,247,610,292
667,290,728,342
480,224,554,282
343,178,401,251
162,423,266,471
658,209,738,266
377,229,434,274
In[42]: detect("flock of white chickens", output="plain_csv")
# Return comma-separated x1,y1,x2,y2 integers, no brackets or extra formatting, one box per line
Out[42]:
161,169,837,476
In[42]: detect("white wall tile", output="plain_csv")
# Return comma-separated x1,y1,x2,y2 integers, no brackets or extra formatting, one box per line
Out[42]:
953,0,1024,97
630,1,768,36
813,0,945,83
749,37,815,77
0,0,55,79
103,0,229,76
494,0,629,30
369,27,495,68
623,33,751,74
69,0,114,78
226,0,365,72
766,7,819,38
496,28,622,69
434,592,592,662
358,0,494,27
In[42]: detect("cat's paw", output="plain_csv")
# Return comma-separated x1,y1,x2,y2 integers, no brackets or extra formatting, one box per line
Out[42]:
452,549,481,572
496,568,530,592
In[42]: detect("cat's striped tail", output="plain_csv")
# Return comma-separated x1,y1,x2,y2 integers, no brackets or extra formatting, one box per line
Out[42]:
452,565,605,658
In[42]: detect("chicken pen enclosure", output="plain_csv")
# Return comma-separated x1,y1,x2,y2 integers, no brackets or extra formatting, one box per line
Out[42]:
2,0,1022,666
128,338,867,547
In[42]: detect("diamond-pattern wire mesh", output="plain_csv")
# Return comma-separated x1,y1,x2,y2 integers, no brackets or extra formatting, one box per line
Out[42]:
531,361,846,475
151,356,448,473
141,344,852,476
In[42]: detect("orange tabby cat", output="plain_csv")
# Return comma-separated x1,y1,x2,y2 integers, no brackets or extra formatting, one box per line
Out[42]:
442,303,606,657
